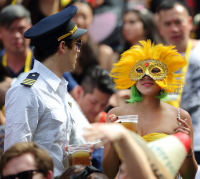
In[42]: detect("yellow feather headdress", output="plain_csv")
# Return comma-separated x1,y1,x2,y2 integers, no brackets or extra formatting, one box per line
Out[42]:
110,40,187,93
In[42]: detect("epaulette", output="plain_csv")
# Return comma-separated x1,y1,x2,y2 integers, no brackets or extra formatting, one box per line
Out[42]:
21,72,40,87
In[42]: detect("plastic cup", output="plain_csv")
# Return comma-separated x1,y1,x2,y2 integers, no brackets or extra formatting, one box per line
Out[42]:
116,115,138,133
68,144,91,167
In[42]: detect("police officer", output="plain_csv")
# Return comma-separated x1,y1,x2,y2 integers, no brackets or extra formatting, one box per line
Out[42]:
4,6,87,177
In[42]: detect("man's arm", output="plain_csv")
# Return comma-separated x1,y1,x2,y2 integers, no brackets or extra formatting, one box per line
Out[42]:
102,109,121,179
4,86,41,151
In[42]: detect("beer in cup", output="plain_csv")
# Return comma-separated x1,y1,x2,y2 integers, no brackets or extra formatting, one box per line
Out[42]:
116,115,138,133
68,144,90,167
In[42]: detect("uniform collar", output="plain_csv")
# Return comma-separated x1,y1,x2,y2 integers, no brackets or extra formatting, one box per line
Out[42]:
33,60,68,91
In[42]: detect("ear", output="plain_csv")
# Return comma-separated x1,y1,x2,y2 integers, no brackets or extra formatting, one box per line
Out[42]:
156,15,164,37
76,85,84,100
188,16,193,31
157,23,163,37
46,170,53,179
58,41,66,54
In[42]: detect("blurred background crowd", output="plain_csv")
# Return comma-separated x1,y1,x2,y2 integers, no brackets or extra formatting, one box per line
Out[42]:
0,0,200,178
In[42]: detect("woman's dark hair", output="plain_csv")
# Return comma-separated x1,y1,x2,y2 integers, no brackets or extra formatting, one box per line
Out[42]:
33,39,73,62
22,0,63,25
76,39,99,73
123,9,163,51
64,0,98,84
60,165,109,179
71,39,99,84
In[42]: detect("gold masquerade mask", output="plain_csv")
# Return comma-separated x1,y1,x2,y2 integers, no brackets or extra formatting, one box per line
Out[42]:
130,60,168,81
110,40,187,93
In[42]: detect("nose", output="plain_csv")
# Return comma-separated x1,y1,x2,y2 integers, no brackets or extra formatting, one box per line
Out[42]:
94,104,102,113
123,23,130,32
14,30,22,38
123,23,128,30
142,75,152,80
76,16,84,29
170,24,179,33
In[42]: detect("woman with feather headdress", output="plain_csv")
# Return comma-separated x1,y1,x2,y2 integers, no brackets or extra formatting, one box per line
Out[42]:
103,40,198,179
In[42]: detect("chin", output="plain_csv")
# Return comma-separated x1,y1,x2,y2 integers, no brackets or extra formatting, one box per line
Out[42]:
13,48,24,54
169,39,182,45
140,89,160,96
88,115,98,123
69,64,75,71
71,65,75,70
88,118,95,123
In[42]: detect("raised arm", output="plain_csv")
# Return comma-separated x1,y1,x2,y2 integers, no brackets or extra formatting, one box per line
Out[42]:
103,109,121,179
84,123,156,179
174,109,198,178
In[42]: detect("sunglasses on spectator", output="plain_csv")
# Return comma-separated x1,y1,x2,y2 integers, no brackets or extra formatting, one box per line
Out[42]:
0,170,43,179
75,39,82,51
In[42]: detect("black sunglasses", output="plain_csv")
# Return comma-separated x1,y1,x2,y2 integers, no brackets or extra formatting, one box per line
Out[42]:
75,39,82,51
1,170,42,179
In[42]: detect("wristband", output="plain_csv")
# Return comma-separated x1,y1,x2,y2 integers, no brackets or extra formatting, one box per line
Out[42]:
187,152,194,158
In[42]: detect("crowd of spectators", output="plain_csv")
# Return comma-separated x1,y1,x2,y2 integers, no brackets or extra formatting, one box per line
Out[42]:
0,0,200,179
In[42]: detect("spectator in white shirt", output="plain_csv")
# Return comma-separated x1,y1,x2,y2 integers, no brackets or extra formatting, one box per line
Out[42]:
4,5,88,177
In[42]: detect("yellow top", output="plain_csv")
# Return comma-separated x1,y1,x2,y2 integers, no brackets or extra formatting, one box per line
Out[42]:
143,132,180,179
142,133,168,142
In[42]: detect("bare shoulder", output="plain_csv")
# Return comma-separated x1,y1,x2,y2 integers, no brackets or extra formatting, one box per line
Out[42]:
107,106,125,116
161,102,189,120
107,103,136,116
161,101,179,114
180,108,191,121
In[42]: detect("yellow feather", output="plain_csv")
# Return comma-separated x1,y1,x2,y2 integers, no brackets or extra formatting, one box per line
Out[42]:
110,40,187,91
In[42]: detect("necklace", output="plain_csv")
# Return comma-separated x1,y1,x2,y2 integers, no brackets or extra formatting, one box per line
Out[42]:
2,49,32,73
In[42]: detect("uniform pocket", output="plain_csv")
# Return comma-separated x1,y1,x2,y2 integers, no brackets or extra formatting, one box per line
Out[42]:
47,109,67,141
